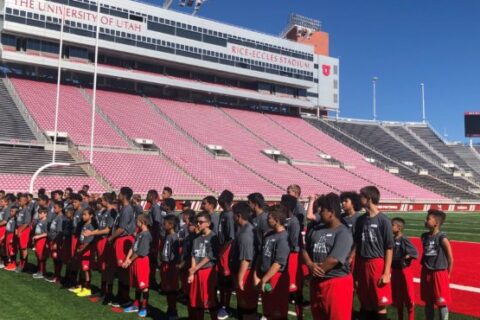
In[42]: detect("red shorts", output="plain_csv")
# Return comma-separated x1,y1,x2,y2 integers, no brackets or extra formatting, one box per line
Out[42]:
262,272,290,319
189,267,218,309
310,275,353,320
355,257,392,310
234,269,258,310
49,240,62,260
392,267,415,308
130,256,150,290
79,248,92,271
17,226,31,250
0,226,6,243
288,251,303,292
5,232,16,256
420,268,451,306
35,238,49,261
96,237,115,271
70,235,79,258
218,243,232,277
114,236,134,267
61,237,72,263
160,262,179,292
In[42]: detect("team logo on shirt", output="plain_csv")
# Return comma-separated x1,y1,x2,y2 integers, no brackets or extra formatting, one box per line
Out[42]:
424,241,437,256
362,226,378,243
35,224,42,235
194,242,207,258
263,239,275,258
51,221,57,230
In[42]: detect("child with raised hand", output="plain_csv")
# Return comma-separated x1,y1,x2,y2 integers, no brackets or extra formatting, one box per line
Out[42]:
421,210,453,320
391,217,418,320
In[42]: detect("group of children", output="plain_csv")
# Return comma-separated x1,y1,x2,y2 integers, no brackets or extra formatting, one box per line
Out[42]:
0,184,454,320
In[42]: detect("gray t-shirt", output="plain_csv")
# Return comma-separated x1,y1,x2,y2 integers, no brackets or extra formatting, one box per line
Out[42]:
149,203,163,237
229,222,255,274
35,219,48,235
134,204,143,219
252,211,271,251
133,230,152,257
306,224,353,278
113,205,136,236
210,212,220,236
354,213,394,259
192,231,219,269
97,209,115,236
80,223,95,245
285,216,301,252
6,216,16,233
160,232,180,263
182,232,197,263
48,215,66,241
259,230,290,275
421,232,449,271
16,207,32,226
0,206,7,223
218,210,235,245
294,200,306,229
392,235,418,269
47,203,56,226
341,212,361,235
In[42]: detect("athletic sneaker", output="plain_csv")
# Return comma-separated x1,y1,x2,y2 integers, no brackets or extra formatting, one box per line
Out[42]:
102,295,113,306
138,309,147,318
4,263,16,271
33,273,44,279
77,288,92,297
14,266,23,273
167,310,178,320
217,307,229,320
0,261,5,269
123,305,139,313
69,286,83,294
45,276,60,283
111,300,132,308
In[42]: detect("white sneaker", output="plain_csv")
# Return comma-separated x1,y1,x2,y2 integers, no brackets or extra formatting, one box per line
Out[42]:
217,307,229,320
0,262,5,269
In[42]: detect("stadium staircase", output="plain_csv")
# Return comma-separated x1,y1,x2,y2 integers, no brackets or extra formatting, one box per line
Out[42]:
306,118,478,200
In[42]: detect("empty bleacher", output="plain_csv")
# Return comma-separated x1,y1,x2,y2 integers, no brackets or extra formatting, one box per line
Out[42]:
89,90,282,197
268,114,446,200
409,125,480,179
10,78,129,148
0,80,36,141
80,150,207,196
1,174,104,193
152,100,336,196
450,144,480,176
307,118,478,200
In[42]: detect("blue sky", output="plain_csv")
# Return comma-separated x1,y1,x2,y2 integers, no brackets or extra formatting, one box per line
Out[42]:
147,0,480,142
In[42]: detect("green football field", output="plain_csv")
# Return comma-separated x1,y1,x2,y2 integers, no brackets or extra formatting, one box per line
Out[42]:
0,212,478,320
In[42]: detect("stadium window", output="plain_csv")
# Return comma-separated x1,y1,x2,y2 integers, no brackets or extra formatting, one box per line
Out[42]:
129,14,144,22
333,65,338,74
334,80,338,89
333,94,338,103
27,12,32,18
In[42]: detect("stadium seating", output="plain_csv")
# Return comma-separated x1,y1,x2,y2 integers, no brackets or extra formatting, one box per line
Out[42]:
80,150,206,196
308,118,478,199
409,125,480,179
10,78,129,148
450,144,480,176
267,114,446,200
88,90,282,197
151,99,336,196
0,174,104,193
0,80,36,142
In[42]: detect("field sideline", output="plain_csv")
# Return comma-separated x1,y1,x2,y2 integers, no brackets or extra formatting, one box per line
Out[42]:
0,212,478,319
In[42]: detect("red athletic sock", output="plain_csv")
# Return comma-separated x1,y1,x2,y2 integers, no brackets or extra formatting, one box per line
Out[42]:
407,305,415,320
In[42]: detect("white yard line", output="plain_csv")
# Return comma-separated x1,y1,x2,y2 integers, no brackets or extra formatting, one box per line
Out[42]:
413,278,480,294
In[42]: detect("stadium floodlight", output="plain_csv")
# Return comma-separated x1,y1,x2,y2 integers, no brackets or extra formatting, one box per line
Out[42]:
88,0,102,165
372,76,378,121
178,0,187,7
421,83,426,124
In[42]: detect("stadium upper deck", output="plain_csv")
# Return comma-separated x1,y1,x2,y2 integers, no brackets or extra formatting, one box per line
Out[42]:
0,0,339,112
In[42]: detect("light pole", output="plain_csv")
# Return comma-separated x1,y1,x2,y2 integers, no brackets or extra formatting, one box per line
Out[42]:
372,76,378,121
421,83,426,124
89,0,101,164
